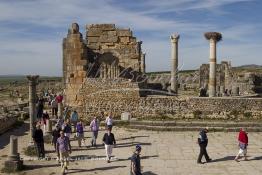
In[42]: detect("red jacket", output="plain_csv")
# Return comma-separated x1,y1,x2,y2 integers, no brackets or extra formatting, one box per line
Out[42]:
238,129,248,144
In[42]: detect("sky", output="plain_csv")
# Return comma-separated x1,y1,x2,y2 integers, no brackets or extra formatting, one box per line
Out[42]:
0,0,261,76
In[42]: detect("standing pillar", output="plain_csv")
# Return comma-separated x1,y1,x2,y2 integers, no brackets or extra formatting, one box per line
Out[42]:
141,53,146,74
45,120,52,136
26,75,39,144
137,41,143,72
204,32,222,97
170,34,180,94
8,135,19,161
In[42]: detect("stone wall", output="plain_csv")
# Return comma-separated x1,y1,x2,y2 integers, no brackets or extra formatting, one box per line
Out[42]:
0,114,17,134
66,77,262,120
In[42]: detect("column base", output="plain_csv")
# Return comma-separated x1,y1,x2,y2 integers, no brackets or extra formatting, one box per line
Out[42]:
4,159,23,172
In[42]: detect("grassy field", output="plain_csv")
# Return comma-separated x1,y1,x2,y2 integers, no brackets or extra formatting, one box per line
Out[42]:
0,75,62,85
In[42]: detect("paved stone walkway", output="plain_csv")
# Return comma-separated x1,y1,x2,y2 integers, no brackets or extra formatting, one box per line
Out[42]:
0,123,262,175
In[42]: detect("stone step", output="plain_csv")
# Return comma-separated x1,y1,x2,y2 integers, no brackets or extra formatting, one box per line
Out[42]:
129,120,262,128
128,125,262,132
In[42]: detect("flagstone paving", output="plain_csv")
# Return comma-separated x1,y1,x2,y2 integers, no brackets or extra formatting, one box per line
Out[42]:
0,123,262,175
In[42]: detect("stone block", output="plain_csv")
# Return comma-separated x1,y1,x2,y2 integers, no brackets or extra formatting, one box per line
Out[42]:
117,29,132,37
4,160,23,172
121,112,131,121
87,43,100,50
108,31,117,36
99,35,118,43
120,37,130,43
86,29,103,37
87,24,115,31
87,36,99,43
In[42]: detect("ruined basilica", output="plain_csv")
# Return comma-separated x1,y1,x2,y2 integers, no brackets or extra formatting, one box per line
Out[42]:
63,23,262,120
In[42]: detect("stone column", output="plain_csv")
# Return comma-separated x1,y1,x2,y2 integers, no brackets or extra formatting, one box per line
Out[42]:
8,135,19,161
137,41,143,72
26,75,39,144
170,34,180,94
141,53,146,74
58,103,63,118
45,120,52,136
4,135,23,172
209,39,216,97
204,32,222,97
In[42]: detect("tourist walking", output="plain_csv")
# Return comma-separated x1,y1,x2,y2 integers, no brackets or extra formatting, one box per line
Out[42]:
56,131,72,174
90,116,99,147
234,128,248,162
197,127,211,164
42,110,49,133
105,112,113,130
51,96,58,117
36,97,44,120
76,120,85,147
62,119,72,138
71,110,78,132
52,124,61,161
102,127,116,163
33,124,45,159
130,145,142,175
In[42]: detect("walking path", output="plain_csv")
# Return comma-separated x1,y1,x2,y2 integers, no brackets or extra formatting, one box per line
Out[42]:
0,122,262,175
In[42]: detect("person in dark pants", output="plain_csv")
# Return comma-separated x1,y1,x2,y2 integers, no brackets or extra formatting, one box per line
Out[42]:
37,97,44,120
33,124,45,159
197,127,211,164
130,145,142,175
52,124,61,161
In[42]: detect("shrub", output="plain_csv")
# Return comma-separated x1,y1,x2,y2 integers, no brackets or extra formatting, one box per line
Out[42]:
193,110,202,118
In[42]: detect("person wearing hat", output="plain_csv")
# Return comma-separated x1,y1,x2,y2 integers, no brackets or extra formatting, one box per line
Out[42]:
102,127,116,163
130,145,142,175
52,123,61,161
197,127,211,164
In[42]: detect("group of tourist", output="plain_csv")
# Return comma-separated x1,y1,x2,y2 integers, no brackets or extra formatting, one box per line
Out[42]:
197,127,249,164
32,106,142,175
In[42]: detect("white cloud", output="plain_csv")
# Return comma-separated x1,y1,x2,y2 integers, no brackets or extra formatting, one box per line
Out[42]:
0,0,261,75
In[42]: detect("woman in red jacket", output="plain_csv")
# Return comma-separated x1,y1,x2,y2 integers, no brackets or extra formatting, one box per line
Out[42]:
234,128,248,161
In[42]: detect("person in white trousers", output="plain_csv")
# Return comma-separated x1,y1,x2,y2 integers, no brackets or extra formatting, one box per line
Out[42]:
102,127,116,163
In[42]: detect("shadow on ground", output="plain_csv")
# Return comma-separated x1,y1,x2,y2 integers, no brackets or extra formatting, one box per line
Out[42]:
0,122,29,149
67,165,127,174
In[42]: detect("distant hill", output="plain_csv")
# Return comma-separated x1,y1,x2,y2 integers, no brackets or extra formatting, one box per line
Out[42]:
236,64,262,69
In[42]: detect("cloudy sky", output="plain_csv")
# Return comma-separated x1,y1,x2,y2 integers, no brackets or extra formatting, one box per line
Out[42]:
0,0,261,76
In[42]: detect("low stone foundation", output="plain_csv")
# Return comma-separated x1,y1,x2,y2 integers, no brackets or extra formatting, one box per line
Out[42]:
0,114,17,134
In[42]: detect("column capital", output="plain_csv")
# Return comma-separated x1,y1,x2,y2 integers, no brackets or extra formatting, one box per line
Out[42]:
170,34,180,42
137,40,143,45
26,75,39,82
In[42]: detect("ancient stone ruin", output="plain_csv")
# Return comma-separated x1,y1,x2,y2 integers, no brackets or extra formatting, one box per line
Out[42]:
63,23,262,120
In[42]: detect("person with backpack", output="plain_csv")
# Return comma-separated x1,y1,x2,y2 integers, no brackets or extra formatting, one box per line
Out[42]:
234,128,248,162
130,144,142,175
197,127,212,164
71,110,79,132
76,120,85,147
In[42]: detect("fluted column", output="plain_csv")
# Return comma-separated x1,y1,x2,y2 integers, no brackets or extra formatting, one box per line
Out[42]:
170,34,180,94
26,75,39,144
